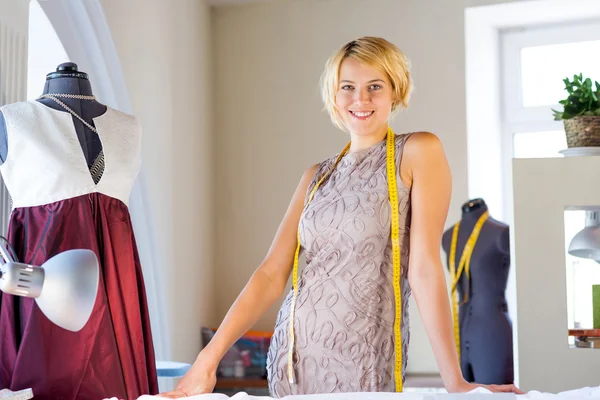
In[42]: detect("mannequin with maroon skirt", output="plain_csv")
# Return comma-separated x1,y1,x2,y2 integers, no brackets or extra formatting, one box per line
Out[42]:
0,63,158,399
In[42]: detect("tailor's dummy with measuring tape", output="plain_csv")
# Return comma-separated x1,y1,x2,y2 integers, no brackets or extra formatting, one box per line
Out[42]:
160,37,522,399
441,198,514,385
0,63,158,399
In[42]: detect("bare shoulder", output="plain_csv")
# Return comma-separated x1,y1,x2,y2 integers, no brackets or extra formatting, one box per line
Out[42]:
299,163,320,185
259,162,322,285
404,131,445,159
400,131,448,187
303,163,320,179
294,163,321,197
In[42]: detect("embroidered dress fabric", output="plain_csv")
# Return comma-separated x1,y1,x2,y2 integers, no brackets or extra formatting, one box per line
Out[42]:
266,134,414,396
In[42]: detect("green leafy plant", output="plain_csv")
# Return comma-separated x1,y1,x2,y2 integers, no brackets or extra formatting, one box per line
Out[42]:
552,73,600,121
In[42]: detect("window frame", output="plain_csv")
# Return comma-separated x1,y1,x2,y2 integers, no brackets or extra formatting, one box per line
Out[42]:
499,19,600,220
501,20,600,129
500,20,600,345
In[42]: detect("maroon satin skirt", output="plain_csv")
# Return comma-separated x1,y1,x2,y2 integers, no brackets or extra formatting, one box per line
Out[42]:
0,193,158,399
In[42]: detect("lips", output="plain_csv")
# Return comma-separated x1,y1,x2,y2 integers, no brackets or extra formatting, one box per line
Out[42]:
349,110,374,120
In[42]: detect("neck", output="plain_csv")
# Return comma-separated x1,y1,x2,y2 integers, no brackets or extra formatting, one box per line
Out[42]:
42,77,94,97
349,125,389,153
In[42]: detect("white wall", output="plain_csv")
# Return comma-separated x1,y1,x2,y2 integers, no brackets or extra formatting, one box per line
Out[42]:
101,0,215,366
212,0,518,374
98,0,527,377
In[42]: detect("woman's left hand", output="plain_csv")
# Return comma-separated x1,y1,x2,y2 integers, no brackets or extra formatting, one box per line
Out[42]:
450,380,525,394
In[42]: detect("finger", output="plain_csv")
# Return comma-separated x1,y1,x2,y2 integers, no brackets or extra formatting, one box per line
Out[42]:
496,384,524,394
485,385,505,393
512,385,525,395
502,384,524,394
157,391,187,399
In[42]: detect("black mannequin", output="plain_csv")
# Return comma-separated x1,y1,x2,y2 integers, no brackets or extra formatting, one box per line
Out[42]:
0,62,106,168
441,198,514,385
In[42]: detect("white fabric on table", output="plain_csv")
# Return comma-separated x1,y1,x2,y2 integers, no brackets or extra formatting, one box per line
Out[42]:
105,385,600,400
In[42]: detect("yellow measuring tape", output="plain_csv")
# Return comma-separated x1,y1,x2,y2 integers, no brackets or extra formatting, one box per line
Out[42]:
448,211,489,361
287,127,404,391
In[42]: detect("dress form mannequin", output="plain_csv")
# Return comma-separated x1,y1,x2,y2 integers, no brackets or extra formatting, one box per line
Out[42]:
441,198,514,384
0,62,158,399
0,62,105,168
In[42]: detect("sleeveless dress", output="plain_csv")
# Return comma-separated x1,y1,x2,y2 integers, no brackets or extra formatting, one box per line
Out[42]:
0,100,158,399
266,133,413,397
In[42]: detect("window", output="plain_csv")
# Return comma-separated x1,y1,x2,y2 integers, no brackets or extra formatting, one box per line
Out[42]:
501,20,600,343
512,130,566,158
501,20,600,157
520,40,600,108
27,0,69,99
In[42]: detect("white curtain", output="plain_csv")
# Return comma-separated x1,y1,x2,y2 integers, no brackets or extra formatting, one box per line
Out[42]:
38,0,169,363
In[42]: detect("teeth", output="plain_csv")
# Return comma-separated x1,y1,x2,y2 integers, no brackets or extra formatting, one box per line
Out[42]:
352,111,373,117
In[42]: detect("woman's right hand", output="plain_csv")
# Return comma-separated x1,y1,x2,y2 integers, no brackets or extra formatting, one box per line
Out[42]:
158,165,320,398
158,357,217,398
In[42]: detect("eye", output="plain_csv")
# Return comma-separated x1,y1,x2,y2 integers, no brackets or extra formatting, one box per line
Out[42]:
341,85,353,90
370,84,382,90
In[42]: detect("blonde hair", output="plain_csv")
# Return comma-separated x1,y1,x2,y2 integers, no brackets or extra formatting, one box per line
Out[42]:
320,36,412,131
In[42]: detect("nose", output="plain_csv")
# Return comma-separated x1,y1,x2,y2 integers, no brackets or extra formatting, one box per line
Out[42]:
354,87,371,104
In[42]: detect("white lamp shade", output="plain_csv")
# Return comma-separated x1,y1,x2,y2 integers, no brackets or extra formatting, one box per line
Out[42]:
568,226,600,259
568,211,600,261
36,249,99,332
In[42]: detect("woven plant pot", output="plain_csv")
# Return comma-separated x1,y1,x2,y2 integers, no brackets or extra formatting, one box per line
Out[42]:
564,116,600,148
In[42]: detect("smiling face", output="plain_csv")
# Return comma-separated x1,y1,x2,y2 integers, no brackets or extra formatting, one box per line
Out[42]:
320,37,413,135
334,57,394,138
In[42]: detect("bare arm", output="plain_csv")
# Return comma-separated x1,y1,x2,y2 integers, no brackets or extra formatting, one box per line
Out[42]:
402,131,462,390
200,164,319,367
402,132,521,394
161,164,319,397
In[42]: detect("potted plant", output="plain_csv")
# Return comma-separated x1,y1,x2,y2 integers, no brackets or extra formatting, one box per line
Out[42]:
552,73,600,148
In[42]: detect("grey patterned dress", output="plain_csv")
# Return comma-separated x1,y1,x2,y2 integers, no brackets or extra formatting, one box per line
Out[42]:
266,133,414,397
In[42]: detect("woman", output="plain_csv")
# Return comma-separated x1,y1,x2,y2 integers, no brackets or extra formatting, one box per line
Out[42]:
162,37,522,397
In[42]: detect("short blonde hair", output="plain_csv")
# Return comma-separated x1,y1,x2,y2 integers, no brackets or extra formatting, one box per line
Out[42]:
320,36,412,131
